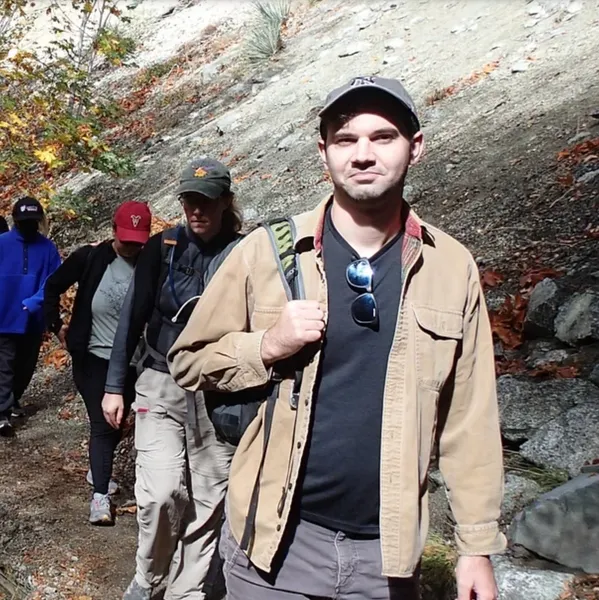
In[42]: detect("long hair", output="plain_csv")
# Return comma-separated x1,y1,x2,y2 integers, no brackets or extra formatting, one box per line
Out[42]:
39,212,50,237
221,191,243,234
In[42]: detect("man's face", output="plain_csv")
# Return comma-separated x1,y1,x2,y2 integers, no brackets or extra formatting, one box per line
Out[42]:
319,111,424,208
181,192,227,240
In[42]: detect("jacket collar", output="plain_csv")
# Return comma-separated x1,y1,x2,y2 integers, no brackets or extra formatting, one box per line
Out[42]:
8,227,43,244
294,194,433,253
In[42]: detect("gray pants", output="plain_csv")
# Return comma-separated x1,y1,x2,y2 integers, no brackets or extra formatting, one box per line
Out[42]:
133,368,235,599
220,518,420,600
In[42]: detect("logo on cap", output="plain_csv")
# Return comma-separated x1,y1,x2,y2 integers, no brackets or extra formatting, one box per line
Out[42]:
350,76,375,87
194,167,208,178
20,205,38,213
131,215,141,228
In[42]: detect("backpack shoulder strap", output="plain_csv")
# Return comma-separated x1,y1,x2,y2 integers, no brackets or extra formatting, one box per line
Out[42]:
160,226,180,260
160,226,184,309
261,217,305,301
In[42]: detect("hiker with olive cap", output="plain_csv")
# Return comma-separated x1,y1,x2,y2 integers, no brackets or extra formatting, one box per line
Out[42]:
102,158,243,600
169,76,505,600
0,197,61,437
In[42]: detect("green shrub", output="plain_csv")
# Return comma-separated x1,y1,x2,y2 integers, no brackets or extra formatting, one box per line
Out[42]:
245,0,290,62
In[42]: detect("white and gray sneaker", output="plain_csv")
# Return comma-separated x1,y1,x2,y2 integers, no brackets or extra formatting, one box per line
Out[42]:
0,416,13,437
86,469,119,495
89,493,113,526
122,578,152,600
10,401,25,418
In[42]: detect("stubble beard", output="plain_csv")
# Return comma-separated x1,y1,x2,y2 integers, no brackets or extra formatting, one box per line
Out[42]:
340,178,405,213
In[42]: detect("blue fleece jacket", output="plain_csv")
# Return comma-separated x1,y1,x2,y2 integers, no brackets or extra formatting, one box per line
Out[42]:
0,228,61,334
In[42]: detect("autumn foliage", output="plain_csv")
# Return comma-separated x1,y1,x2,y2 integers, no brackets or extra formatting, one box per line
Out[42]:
0,0,135,215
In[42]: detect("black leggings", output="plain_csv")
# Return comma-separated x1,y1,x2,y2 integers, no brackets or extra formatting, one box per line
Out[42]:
72,352,136,495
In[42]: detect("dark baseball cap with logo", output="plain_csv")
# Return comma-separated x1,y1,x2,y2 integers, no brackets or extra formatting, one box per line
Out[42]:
319,75,420,134
175,157,232,199
12,197,44,222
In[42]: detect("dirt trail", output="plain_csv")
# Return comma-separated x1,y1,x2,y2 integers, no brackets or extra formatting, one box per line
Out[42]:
1,0,598,598
0,368,138,598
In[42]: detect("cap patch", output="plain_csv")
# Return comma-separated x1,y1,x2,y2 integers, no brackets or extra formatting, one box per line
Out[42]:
194,167,208,178
350,76,375,87
131,215,141,228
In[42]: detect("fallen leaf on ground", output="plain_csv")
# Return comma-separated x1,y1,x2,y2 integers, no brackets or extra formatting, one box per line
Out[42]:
529,364,580,378
116,505,137,515
480,268,505,289
58,407,73,420
519,266,562,290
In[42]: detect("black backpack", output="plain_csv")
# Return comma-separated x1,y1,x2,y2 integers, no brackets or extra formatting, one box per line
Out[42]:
206,217,306,555
208,217,305,447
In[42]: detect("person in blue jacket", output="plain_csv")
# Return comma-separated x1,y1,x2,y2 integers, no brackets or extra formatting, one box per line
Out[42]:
0,197,61,436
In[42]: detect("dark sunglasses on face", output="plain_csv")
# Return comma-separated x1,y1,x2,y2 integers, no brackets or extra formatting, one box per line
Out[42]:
346,258,379,327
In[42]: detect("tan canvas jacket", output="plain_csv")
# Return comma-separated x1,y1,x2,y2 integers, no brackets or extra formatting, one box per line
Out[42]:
168,198,507,577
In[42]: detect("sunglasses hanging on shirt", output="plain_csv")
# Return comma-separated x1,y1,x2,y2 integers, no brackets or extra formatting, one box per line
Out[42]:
346,258,379,327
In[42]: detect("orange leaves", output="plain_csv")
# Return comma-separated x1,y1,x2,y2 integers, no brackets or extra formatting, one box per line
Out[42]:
58,406,74,420
115,504,137,516
528,364,580,379
519,267,562,292
490,293,528,350
556,137,599,165
496,357,579,379
480,268,504,290
119,86,153,114
43,348,70,371
426,61,500,105
556,137,599,190
151,216,177,236
486,265,562,351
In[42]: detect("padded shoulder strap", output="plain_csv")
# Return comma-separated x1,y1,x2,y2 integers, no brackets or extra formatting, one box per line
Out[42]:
261,218,305,301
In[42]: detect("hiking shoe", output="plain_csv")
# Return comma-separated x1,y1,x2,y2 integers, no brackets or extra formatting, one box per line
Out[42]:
10,402,25,418
89,493,114,526
86,469,119,495
122,578,151,600
0,417,13,438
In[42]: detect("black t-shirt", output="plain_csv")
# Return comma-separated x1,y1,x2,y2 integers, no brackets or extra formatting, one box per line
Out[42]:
299,209,403,536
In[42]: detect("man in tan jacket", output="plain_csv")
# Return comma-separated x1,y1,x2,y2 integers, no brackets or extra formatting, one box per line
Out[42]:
169,76,506,600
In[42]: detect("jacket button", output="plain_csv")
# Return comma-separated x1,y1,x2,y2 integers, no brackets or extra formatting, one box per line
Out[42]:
276,524,281,532
297,442,302,449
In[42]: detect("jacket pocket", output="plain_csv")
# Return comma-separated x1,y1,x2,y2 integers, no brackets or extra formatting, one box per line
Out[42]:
413,305,463,391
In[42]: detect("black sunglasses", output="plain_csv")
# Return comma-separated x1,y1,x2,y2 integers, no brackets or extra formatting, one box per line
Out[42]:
346,258,378,327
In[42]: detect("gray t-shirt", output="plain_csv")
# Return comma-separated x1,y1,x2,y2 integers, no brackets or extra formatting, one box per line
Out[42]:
88,255,135,360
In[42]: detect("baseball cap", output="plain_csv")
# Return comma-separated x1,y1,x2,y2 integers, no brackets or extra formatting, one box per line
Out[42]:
113,201,152,244
175,158,232,199
319,75,420,133
12,197,44,222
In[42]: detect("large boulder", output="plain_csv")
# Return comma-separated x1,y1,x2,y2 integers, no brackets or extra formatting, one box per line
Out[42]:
509,474,599,573
496,376,594,443
501,473,542,524
520,401,599,476
555,291,599,346
524,278,562,338
491,556,573,600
